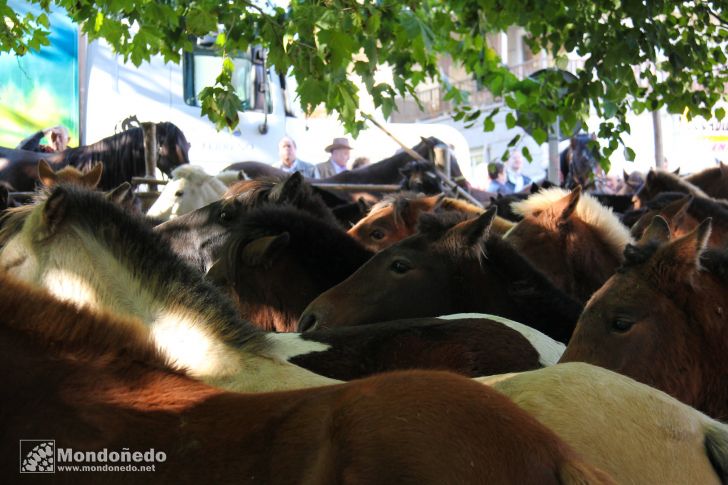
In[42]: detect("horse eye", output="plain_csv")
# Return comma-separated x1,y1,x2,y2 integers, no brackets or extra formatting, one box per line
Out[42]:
389,259,411,274
370,230,385,240
611,319,634,333
219,210,234,223
175,190,184,197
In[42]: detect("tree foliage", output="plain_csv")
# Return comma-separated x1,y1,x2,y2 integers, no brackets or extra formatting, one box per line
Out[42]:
3,0,727,164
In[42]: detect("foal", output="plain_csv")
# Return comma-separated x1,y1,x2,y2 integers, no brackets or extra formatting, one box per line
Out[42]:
0,271,613,484
561,216,728,419
506,186,633,303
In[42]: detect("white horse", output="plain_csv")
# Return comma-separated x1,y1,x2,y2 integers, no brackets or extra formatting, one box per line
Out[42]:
146,165,237,220
0,185,337,392
479,363,728,484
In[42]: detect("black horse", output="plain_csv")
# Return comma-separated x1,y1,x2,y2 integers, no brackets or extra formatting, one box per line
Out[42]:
560,133,599,190
0,122,190,191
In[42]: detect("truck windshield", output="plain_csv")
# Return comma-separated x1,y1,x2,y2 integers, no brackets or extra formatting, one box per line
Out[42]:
183,50,271,113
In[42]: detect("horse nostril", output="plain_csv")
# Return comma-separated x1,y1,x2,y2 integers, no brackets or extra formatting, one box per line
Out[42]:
298,313,319,333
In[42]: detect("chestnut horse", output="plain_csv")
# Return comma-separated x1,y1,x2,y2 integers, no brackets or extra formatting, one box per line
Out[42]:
561,216,728,419
479,363,728,484
630,193,728,248
0,271,612,484
506,186,633,303
685,162,728,200
348,192,514,252
0,121,190,191
300,208,582,344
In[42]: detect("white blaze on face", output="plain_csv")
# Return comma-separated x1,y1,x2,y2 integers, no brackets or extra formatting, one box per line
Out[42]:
437,313,565,366
147,178,187,220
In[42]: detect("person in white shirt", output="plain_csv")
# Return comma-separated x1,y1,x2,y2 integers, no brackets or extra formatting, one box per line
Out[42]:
275,136,319,178
317,137,352,178
505,151,532,193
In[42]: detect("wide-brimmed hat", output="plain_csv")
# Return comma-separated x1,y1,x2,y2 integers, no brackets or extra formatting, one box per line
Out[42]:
325,137,353,153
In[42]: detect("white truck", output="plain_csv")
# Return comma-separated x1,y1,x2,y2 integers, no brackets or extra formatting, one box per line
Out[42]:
82,37,473,177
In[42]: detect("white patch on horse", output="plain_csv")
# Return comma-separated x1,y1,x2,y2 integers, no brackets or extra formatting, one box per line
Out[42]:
266,333,331,360
436,313,565,366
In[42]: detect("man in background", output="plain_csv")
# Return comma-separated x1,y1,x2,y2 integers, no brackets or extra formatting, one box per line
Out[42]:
505,150,532,192
275,136,319,178
317,137,352,178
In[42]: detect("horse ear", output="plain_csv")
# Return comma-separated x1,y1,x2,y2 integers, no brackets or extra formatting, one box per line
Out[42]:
672,167,680,176
106,182,132,205
240,233,291,267
559,185,582,222
82,163,104,188
38,160,58,187
646,170,656,183
659,195,692,227
623,169,630,182
356,197,370,214
205,258,229,286
720,162,728,179
657,218,711,273
44,186,68,233
446,206,497,248
274,172,304,203
637,215,671,246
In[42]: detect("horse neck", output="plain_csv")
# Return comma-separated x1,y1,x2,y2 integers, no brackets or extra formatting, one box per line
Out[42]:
462,237,582,343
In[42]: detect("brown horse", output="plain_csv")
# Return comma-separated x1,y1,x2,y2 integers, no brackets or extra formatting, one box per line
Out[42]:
631,193,728,248
348,192,514,252
207,205,372,332
506,186,633,303
0,271,612,485
635,168,714,208
685,162,728,200
299,209,582,344
561,216,728,420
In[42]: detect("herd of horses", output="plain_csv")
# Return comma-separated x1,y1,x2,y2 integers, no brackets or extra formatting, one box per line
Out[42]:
1,123,728,483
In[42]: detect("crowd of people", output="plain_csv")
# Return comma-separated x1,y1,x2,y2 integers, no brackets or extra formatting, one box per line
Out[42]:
275,135,370,178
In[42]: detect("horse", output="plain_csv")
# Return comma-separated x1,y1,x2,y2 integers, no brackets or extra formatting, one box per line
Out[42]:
37,159,104,188
154,173,342,273
560,133,599,190
289,314,564,381
685,162,728,200
0,122,190,191
618,169,645,195
630,193,728,248
634,168,716,208
299,208,583,344
146,165,228,220
0,184,338,392
207,205,373,332
560,216,728,419
478,363,728,484
505,186,633,303
348,192,513,252
0,271,613,485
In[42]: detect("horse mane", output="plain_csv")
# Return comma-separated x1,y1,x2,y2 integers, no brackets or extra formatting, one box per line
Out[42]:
0,270,180,374
63,126,145,180
511,187,633,254
225,177,281,203
0,203,36,246
16,185,267,351
648,170,711,199
367,191,428,228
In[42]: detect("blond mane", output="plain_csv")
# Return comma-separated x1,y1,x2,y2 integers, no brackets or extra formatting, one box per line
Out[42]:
511,187,633,253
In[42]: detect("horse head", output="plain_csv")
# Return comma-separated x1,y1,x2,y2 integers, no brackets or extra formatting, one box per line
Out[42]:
156,122,191,176
564,134,598,190
147,165,227,220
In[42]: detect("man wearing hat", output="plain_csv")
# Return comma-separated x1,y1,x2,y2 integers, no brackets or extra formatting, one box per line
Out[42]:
317,137,352,178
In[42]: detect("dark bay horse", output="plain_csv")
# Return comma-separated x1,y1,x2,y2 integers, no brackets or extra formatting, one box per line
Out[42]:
561,216,728,420
685,162,728,200
634,169,716,208
299,209,583,344
505,186,633,303
560,133,599,190
0,122,190,191
0,271,613,484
